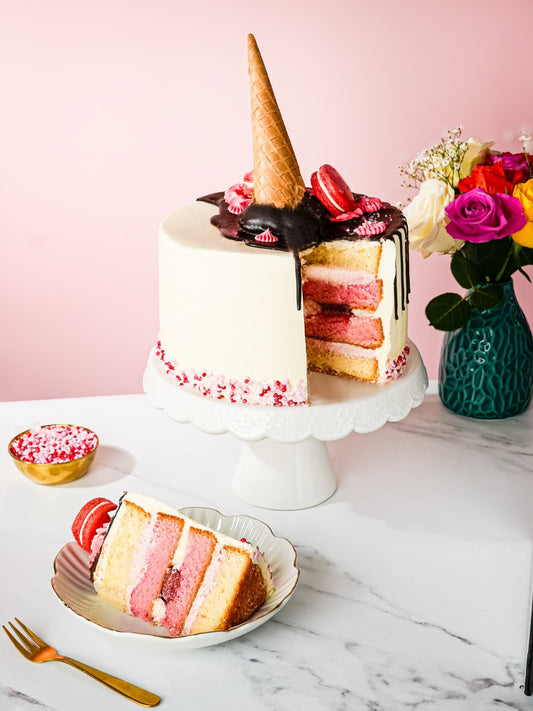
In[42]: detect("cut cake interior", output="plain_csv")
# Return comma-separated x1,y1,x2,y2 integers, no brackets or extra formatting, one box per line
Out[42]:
301,231,409,383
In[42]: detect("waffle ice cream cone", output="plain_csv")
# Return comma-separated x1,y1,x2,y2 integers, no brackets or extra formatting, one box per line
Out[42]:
248,34,305,209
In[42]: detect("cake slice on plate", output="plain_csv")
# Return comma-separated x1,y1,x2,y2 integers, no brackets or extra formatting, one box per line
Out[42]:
72,492,274,636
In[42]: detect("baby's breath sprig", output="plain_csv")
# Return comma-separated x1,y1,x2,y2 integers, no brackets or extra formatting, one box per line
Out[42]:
519,129,532,154
400,126,467,191
519,130,532,178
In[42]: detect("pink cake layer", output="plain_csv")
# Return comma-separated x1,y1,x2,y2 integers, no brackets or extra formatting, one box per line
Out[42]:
181,544,226,636
129,515,183,621
305,313,383,348
303,279,381,310
163,529,215,636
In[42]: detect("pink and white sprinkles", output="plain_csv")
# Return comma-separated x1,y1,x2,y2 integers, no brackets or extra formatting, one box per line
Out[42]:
155,342,307,406
328,196,386,225
255,228,279,243
356,196,383,213
355,219,390,237
10,425,98,464
384,344,410,380
329,207,364,222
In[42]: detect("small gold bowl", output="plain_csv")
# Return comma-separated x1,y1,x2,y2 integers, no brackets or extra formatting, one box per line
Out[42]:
8,424,99,486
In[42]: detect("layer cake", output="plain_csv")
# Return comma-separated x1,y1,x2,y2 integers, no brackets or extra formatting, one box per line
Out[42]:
72,493,273,636
154,35,409,406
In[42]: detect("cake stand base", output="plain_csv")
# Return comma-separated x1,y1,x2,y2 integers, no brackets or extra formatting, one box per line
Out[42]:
234,438,336,510
143,342,428,510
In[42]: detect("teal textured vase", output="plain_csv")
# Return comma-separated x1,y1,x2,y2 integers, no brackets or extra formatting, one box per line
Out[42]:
438,280,533,419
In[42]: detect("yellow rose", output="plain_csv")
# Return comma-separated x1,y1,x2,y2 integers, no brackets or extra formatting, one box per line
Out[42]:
459,139,493,182
404,179,462,257
512,178,533,248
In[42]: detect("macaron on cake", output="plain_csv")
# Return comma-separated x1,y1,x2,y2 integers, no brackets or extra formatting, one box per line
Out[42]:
310,165,357,217
8,424,99,485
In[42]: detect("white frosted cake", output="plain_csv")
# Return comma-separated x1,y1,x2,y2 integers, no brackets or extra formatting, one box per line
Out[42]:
154,35,409,406
158,201,308,406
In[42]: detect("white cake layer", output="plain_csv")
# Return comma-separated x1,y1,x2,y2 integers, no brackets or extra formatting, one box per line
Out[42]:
159,201,307,390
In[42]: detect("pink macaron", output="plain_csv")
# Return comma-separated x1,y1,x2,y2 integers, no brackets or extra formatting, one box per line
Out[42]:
311,164,356,216
72,497,117,552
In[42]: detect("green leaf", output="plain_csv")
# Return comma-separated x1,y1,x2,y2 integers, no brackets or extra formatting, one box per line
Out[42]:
515,243,533,269
425,293,472,331
450,251,482,289
461,238,512,280
523,247,533,266
467,283,504,311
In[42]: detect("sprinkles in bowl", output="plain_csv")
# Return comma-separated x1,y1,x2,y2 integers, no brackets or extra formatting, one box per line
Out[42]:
9,424,99,485
10,425,98,464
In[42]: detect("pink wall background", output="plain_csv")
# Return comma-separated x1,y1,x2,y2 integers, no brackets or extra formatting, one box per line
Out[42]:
2,0,532,402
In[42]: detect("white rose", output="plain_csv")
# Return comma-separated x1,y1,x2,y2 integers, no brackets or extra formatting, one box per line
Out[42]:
404,179,462,258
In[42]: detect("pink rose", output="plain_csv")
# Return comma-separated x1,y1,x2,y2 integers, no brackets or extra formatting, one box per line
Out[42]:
445,187,526,243
486,151,530,174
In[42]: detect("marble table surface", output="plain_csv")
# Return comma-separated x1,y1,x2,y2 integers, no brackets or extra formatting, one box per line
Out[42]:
1,387,533,710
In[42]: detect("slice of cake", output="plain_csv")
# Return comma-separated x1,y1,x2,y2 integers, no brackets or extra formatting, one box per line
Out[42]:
301,193,409,382
71,493,274,636
152,35,409,406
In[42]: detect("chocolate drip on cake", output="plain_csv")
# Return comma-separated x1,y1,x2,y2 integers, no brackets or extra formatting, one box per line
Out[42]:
394,235,406,321
198,191,410,318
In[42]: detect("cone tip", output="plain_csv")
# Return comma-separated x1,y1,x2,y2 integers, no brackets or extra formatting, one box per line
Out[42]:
248,33,259,57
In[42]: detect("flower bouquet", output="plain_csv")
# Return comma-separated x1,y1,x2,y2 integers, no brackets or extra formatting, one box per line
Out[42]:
401,127,533,331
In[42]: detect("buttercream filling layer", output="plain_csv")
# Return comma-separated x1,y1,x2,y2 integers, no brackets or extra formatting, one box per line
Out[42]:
307,338,377,360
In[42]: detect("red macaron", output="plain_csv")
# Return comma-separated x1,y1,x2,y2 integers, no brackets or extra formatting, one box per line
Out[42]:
310,164,356,216
72,497,117,552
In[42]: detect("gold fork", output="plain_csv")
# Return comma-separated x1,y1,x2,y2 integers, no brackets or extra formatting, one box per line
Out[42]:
3,618,160,707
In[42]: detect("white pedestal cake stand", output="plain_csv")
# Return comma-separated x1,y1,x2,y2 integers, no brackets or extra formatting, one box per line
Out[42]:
143,342,428,510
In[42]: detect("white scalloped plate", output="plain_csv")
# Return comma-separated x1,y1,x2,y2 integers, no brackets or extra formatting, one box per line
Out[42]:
51,507,299,650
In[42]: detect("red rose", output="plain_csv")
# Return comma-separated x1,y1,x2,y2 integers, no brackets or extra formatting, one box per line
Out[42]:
458,162,516,195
